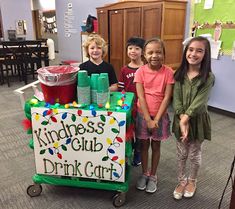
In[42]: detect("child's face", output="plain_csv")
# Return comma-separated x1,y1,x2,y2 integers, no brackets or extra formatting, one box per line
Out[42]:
144,42,164,69
127,45,142,61
88,41,103,61
186,41,205,67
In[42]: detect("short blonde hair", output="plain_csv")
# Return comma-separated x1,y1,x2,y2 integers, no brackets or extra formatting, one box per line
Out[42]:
83,34,108,58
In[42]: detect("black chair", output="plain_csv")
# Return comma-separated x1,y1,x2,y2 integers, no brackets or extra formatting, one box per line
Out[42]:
0,40,49,86
0,43,23,87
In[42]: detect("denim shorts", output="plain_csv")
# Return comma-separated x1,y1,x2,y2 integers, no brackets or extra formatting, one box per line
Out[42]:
135,112,171,141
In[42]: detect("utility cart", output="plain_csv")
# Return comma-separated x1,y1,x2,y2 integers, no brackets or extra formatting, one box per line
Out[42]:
15,83,134,207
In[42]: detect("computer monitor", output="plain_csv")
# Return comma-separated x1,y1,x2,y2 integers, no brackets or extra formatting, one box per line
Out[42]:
7,30,17,41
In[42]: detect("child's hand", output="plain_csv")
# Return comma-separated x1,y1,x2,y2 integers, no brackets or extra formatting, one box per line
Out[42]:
154,119,159,128
147,119,156,129
179,119,189,142
179,114,189,142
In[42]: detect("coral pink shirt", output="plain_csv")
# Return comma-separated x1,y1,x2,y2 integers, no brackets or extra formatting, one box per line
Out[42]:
134,64,175,116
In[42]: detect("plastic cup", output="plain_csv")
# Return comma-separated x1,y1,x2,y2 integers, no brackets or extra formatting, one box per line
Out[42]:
77,70,89,87
100,73,109,86
90,73,99,90
97,76,109,93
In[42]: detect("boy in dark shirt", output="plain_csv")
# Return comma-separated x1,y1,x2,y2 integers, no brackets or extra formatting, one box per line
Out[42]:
79,34,118,91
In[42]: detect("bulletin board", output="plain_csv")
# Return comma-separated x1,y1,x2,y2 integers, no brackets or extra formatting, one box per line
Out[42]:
194,0,235,55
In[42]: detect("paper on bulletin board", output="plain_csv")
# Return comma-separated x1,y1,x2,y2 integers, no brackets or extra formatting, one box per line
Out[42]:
210,39,222,59
204,0,214,9
232,41,235,60
194,1,235,54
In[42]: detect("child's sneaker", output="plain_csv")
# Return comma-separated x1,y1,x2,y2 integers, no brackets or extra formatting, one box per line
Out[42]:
146,176,157,193
136,174,148,190
132,151,141,166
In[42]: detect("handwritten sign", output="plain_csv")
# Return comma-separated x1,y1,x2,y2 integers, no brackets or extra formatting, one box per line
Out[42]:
31,107,126,182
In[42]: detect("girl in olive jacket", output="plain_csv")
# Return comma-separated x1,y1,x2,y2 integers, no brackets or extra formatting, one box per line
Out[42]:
172,36,215,200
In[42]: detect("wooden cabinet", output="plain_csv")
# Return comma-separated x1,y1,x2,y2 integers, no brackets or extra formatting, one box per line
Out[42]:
109,9,124,74
97,0,187,77
97,8,109,62
141,4,162,39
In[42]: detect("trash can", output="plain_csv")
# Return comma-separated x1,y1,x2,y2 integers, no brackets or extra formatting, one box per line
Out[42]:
37,65,79,104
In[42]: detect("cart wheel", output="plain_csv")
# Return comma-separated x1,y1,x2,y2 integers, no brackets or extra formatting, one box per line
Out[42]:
27,184,42,197
112,192,126,207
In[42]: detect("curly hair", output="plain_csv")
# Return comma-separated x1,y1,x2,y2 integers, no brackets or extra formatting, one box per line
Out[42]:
83,34,108,58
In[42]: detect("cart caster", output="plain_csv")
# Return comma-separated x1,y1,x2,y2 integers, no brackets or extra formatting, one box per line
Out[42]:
27,184,42,197
112,192,126,207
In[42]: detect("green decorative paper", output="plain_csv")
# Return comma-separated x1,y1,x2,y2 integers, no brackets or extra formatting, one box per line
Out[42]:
194,0,235,54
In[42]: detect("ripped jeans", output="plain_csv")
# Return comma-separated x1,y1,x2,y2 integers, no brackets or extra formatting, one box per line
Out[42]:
176,140,203,183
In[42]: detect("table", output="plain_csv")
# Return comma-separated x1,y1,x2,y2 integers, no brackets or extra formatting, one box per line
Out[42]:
0,40,49,86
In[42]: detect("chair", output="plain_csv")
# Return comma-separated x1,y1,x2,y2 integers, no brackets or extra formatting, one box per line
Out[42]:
21,40,49,84
0,43,23,87
0,40,49,86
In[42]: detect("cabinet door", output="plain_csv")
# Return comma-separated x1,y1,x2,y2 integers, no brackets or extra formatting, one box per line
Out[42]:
97,9,108,42
97,8,108,62
123,7,142,65
162,2,186,69
141,4,162,40
109,9,124,78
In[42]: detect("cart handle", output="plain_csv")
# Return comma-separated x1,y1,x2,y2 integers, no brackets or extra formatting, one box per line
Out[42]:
14,80,41,110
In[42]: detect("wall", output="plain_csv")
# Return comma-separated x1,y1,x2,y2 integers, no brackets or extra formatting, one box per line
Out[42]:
209,57,235,113
1,0,233,112
0,0,34,40
55,0,117,62
31,0,58,52
32,0,55,11
191,0,235,113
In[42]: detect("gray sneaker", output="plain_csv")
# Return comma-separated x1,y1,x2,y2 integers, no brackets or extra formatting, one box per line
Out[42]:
136,175,149,190
146,176,157,193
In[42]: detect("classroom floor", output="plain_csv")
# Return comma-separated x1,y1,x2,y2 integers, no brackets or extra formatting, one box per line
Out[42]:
0,59,234,209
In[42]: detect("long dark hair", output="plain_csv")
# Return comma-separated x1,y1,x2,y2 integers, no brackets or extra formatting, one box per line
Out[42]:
174,36,212,87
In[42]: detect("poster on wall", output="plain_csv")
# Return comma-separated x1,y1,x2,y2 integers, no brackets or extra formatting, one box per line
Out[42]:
31,107,127,182
204,0,214,9
232,41,235,61
64,2,78,37
210,39,222,59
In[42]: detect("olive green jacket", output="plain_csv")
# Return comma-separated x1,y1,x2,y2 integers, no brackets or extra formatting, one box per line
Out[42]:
172,72,215,142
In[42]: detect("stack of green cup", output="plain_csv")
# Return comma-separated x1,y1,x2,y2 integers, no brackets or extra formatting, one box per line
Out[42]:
90,73,99,103
99,73,110,87
97,75,109,106
77,70,90,105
